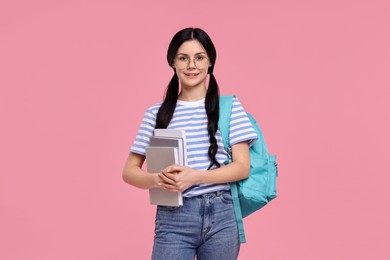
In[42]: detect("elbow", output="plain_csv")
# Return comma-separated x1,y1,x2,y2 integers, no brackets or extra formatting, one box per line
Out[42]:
122,171,128,183
243,168,250,179
122,169,131,184
241,161,251,179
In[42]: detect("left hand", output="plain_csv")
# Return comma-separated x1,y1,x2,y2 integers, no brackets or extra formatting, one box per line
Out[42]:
159,165,199,192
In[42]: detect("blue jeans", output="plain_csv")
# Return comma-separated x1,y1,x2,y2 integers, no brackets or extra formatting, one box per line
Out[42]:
152,190,240,260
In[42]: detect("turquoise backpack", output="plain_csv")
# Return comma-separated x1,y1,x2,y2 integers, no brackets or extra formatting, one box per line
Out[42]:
219,95,278,243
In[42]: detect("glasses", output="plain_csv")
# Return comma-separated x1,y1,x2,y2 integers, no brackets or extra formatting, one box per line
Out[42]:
174,54,210,69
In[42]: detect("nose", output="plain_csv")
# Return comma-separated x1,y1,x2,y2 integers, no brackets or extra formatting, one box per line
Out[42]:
187,58,196,68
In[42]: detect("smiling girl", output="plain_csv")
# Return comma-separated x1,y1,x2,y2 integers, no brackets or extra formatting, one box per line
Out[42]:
122,28,257,260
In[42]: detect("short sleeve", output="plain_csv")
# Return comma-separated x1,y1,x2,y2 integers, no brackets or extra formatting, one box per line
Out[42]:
229,97,258,147
130,104,160,156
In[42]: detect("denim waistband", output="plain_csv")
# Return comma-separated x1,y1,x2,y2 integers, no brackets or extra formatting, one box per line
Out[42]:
183,189,230,200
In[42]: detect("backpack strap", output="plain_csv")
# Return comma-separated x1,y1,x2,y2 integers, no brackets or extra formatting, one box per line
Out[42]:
218,95,233,155
219,95,246,243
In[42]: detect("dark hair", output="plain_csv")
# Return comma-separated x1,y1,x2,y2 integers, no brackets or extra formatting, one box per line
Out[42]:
155,27,220,170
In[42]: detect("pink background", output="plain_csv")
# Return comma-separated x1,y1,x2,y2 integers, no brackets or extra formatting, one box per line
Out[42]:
1,0,389,259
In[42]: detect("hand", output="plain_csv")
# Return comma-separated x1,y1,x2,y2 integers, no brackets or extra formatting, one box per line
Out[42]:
158,165,199,192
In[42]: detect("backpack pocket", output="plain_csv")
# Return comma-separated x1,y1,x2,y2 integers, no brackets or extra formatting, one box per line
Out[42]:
267,155,278,201
238,157,270,218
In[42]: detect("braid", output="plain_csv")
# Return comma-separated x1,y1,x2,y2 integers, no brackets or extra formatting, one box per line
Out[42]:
155,73,179,129
205,73,220,170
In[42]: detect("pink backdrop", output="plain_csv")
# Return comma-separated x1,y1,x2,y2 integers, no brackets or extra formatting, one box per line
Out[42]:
1,0,389,259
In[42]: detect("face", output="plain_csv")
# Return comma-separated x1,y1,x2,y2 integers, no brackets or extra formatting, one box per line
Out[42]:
172,39,211,90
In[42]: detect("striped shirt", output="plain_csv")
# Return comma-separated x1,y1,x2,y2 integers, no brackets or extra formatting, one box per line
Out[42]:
130,96,258,197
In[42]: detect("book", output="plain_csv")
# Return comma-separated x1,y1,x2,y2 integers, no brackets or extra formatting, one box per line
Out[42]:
149,136,186,166
153,129,187,166
145,146,183,206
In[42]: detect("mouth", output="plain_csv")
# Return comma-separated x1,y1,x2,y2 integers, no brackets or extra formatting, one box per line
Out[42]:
184,72,200,78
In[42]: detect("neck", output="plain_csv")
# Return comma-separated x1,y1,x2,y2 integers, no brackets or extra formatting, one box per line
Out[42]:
178,85,207,101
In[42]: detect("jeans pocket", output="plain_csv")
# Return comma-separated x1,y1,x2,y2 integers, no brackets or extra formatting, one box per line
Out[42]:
220,191,233,204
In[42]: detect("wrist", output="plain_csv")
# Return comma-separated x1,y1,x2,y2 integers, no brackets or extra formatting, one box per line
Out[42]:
150,173,161,189
193,169,205,184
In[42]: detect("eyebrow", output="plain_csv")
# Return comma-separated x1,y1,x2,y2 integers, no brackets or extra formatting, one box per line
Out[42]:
176,52,207,56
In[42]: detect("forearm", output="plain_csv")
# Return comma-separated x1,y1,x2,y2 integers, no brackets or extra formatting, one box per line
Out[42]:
196,160,250,184
122,165,160,190
158,142,251,192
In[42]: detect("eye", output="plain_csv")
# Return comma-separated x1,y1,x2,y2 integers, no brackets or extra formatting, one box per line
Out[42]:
177,56,188,61
195,55,205,61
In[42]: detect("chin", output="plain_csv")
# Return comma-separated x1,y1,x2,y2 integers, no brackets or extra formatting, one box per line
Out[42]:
180,75,207,87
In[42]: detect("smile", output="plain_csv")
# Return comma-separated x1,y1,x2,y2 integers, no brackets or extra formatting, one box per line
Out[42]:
184,73,200,78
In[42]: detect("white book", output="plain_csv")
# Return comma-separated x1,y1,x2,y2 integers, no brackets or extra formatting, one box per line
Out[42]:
153,129,187,166
145,147,183,206
149,136,185,166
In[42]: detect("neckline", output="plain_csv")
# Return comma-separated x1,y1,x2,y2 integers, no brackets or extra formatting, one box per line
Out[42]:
177,98,205,107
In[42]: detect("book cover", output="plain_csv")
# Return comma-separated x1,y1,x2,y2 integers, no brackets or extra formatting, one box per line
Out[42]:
149,136,185,166
145,146,183,206
153,129,187,166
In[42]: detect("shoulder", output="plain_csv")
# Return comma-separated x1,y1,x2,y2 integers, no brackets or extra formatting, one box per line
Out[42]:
144,102,162,117
220,95,243,106
232,95,241,105
230,95,248,113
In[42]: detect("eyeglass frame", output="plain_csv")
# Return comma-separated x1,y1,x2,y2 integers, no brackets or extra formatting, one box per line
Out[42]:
173,54,211,69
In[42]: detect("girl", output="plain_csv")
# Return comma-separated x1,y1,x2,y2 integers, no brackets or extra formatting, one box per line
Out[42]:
122,27,257,260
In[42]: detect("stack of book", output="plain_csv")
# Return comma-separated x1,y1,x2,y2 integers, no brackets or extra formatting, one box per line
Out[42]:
145,129,187,206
